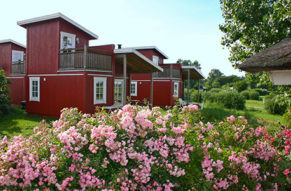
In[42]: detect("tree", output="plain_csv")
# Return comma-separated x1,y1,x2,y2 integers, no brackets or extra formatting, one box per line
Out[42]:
0,70,10,115
219,0,291,67
208,69,224,79
205,69,224,90
177,59,201,70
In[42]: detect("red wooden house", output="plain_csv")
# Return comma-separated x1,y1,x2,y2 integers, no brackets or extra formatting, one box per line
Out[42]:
130,46,204,106
14,13,162,117
0,39,26,105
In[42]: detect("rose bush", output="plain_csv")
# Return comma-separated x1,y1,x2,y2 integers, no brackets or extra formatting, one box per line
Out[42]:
0,104,290,190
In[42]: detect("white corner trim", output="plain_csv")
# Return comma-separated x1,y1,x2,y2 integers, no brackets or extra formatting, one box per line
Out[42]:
0,39,26,48
29,77,40,102
17,12,98,39
93,77,107,104
7,76,25,79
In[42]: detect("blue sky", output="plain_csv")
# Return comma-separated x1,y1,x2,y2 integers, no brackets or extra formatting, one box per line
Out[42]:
0,0,245,77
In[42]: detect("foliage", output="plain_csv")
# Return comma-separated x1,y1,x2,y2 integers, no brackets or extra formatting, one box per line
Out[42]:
202,90,245,110
220,0,290,89
264,94,290,115
0,105,290,190
184,89,202,102
0,70,10,116
219,0,291,68
241,90,260,100
254,88,269,96
282,110,291,128
0,105,200,190
177,59,201,70
233,80,248,92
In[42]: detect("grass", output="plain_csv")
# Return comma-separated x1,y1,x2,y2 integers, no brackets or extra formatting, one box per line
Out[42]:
201,99,283,127
0,106,56,138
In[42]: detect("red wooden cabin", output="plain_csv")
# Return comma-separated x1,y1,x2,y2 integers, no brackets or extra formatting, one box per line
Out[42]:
130,46,204,106
0,39,26,105
15,13,162,117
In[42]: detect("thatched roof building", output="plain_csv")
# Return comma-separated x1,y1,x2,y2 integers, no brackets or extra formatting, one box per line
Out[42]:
239,38,291,72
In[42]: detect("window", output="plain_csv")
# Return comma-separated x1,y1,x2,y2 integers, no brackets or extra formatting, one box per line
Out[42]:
114,79,123,104
29,77,40,101
173,82,179,97
152,56,159,65
94,77,107,104
130,81,137,96
12,50,24,63
60,32,76,50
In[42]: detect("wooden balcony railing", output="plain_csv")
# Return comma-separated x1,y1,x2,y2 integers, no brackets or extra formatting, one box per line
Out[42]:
152,65,181,79
11,61,25,74
59,47,112,71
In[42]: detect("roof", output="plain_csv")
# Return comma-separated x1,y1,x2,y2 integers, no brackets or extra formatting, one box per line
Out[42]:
0,39,26,48
127,46,168,59
17,12,99,40
181,65,204,79
114,48,163,73
239,38,291,72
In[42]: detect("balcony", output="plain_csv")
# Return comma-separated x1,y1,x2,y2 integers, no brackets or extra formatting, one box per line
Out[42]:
59,47,112,71
11,61,26,74
152,65,180,79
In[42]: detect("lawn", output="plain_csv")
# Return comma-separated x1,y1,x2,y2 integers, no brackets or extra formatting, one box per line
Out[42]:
0,106,56,138
201,99,283,127
0,100,284,138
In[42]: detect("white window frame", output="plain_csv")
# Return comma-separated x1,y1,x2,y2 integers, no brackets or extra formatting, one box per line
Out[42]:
60,31,76,50
152,55,159,65
173,82,179,98
29,77,40,102
114,79,124,104
12,50,24,63
94,77,107,104
130,81,138,96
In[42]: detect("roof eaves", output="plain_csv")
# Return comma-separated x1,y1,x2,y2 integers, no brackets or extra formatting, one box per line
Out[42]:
17,12,99,39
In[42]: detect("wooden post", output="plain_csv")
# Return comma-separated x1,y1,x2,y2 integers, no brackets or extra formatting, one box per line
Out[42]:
83,45,87,69
150,73,153,105
187,69,190,105
198,79,200,103
170,64,173,78
123,54,127,106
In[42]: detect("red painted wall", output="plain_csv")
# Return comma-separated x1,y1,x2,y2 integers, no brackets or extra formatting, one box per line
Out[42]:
26,20,59,74
137,49,164,64
26,74,86,117
0,42,26,105
7,77,25,105
0,43,11,76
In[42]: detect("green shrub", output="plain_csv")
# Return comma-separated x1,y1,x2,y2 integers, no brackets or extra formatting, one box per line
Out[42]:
209,88,223,93
249,90,260,100
203,90,245,110
241,90,250,99
264,94,290,115
0,70,10,116
184,89,202,102
241,90,260,100
255,88,269,96
233,80,248,92
282,110,291,128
